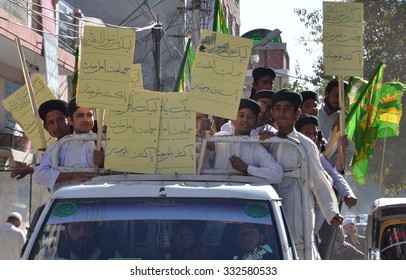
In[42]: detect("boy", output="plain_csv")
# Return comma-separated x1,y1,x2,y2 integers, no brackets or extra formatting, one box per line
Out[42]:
34,98,103,191
208,99,282,183
266,89,343,259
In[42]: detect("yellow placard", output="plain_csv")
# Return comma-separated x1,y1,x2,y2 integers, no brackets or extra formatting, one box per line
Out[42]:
157,93,196,174
77,26,135,111
186,30,253,120
130,64,143,92
104,91,161,173
323,2,364,76
2,75,55,150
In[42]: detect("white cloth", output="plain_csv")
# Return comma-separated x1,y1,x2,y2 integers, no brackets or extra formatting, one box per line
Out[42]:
220,121,278,136
318,108,354,170
314,155,355,234
220,121,234,134
320,155,354,198
34,133,96,191
268,129,339,260
318,108,339,141
209,132,283,183
0,222,26,260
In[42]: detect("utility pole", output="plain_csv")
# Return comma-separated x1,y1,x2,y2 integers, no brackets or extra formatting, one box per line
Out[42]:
191,0,201,52
153,21,162,91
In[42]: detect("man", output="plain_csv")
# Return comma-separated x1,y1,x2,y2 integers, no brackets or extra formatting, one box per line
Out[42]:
233,224,272,260
34,98,102,191
332,225,365,260
170,221,206,260
294,114,357,259
265,89,343,260
294,114,358,213
10,99,72,180
55,223,120,260
343,218,366,253
0,212,26,259
318,79,342,140
220,90,277,135
312,82,353,173
249,66,276,99
252,90,277,134
300,90,318,117
208,99,283,183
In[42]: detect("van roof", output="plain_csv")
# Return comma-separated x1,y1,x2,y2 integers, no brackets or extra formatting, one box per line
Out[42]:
371,197,406,211
52,174,281,201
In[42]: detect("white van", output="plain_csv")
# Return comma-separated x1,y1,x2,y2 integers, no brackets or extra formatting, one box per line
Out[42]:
22,173,297,260
22,134,301,260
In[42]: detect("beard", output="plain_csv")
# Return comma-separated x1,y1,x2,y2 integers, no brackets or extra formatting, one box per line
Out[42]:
325,100,339,112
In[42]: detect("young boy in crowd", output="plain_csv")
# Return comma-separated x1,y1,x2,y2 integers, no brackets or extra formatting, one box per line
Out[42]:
263,89,343,259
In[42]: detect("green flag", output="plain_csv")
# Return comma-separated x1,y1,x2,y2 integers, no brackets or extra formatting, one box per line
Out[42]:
213,0,229,34
173,38,195,92
345,62,385,184
345,76,368,114
377,82,404,138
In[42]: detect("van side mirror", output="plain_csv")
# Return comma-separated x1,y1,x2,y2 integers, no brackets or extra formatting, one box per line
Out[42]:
368,248,380,260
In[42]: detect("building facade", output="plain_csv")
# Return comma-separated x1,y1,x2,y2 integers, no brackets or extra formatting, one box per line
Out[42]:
0,0,76,227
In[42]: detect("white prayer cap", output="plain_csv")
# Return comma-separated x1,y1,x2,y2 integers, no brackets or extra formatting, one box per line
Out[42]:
343,218,354,226
8,212,22,222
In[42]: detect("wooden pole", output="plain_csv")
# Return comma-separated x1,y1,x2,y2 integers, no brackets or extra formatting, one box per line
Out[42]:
338,76,345,136
94,108,105,174
15,37,47,151
338,76,346,161
196,131,209,175
196,115,214,175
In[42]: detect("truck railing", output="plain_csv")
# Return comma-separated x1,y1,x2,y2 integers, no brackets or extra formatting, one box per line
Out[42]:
51,133,305,180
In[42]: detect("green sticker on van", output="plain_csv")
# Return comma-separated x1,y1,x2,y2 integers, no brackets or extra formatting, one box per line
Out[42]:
244,203,269,218
53,202,77,217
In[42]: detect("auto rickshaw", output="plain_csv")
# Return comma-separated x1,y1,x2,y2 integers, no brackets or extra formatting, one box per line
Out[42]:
365,197,406,260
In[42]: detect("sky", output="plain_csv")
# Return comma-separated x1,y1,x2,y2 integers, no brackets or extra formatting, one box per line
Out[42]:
240,0,337,87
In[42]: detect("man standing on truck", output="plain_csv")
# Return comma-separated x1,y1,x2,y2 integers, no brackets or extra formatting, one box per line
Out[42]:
34,98,103,192
263,89,343,260
207,99,283,183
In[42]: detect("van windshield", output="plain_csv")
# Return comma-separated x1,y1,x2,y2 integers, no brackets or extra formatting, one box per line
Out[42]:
30,198,282,260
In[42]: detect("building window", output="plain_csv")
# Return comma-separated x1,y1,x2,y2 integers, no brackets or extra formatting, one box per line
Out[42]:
58,0,75,53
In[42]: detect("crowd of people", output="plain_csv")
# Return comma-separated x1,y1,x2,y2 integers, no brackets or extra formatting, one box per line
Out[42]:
7,66,365,260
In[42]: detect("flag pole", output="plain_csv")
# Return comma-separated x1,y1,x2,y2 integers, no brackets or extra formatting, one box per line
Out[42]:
15,37,47,151
94,108,105,174
338,76,346,162
338,76,345,136
173,38,192,92
379,121,389,193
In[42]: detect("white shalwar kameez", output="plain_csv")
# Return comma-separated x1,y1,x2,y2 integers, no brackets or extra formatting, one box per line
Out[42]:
268,129,339,260
34,133,96,191
209,133,283,183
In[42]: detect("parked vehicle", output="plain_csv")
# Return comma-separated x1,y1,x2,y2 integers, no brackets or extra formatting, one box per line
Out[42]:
365,197,406,260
